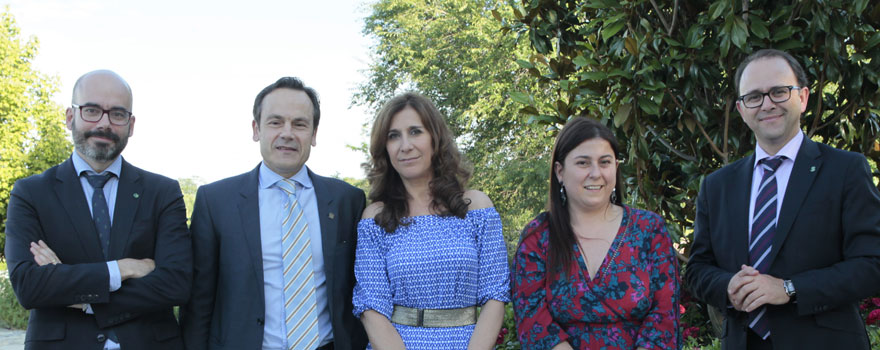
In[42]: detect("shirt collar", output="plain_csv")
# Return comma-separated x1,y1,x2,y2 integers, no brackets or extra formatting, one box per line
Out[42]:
754,131,803,169
258,163,313,190
72,151,123,177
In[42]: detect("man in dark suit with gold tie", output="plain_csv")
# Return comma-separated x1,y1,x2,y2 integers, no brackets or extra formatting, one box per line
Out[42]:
181,77,367,350
5,70,192,349
686,49,880,349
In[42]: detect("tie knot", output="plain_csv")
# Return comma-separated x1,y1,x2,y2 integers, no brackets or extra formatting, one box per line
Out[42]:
760,156,785,173
84,172,114,189
276,178,297,197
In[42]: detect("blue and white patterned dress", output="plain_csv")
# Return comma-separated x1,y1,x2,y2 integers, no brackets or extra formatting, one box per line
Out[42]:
353,207,511,349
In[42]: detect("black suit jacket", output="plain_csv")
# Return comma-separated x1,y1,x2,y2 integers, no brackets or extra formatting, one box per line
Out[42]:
686,137,880,349
180,165,368,350
4,157,192,350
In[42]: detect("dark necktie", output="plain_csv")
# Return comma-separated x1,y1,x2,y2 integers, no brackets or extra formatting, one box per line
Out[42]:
748,156,785,339
85,173,114,258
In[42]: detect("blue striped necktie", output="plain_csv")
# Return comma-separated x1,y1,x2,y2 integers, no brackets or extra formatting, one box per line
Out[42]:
85,172,114,258
276,179,320,350
748,156,785,339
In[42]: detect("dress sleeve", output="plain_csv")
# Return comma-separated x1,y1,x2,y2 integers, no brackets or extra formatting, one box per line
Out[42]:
635,214,681,349
352,219,393,319
512,216,571,349
475,208,511,305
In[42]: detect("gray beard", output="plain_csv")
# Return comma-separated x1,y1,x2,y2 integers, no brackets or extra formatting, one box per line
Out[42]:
72,125,128,162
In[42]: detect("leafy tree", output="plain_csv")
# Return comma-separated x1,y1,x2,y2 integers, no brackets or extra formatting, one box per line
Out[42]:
177,176,204,225
356,0,556,252
0,8,71,258
508,0,880,249
508,0,879,341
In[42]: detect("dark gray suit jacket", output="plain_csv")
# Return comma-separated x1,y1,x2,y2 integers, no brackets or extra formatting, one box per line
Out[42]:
180,165,367,350
5,157,192,350
686,137,880,349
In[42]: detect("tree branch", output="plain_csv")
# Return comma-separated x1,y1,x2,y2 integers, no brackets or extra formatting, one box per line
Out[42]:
722,99,731,165
649,0,672,33
741,0,749,21
808,52,827,137
668,0,679,36
646,124,697,162
665,88,725,159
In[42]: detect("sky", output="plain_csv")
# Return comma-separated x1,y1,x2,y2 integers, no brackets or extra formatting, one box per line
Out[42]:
3,0,375,183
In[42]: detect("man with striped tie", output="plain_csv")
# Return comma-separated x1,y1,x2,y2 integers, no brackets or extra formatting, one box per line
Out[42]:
686,49,880,349
5,70,192,349
181,77,368,350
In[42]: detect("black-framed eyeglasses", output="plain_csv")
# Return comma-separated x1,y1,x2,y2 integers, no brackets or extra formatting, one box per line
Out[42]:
72,104,133,126
738,86,802,109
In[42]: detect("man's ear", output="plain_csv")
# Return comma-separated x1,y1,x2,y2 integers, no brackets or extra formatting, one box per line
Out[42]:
252,120,260,142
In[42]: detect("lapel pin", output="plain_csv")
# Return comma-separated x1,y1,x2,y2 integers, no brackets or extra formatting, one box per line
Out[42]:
133,193,140,199
329,213,335,220
810,166,816,173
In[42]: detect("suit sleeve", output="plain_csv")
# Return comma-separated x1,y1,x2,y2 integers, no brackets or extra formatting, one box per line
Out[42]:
90,180,193,328
790,155,880,315
685,177,736,311
180,186,217,350
5,180,111,309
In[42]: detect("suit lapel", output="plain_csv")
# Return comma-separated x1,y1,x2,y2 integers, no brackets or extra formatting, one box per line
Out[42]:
768,137,821,265
309,171,337,291
108,160,142,259
55,158,104,261
731,154,755,267
239,166,265,288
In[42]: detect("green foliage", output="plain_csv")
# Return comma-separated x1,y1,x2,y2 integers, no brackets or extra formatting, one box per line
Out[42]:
177,176,204,225
507,0,880,343
0,276,28,329
356,0,557,252
870,325,880,348
508,0,880,259
0,7,72,258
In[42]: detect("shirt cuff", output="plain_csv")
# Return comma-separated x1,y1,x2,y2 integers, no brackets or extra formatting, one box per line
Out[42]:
107,261,121,292
85,304,94,314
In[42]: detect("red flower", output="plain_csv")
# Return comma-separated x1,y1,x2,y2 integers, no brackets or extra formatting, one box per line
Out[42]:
683,326,700,339
680,305,687,314
872,298,880,307
496,327,509,345
867,309,880,326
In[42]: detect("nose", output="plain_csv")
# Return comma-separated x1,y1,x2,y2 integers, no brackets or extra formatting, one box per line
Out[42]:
399,135,414,152
759,94,777,110
94,111,112,127
587,164,601,178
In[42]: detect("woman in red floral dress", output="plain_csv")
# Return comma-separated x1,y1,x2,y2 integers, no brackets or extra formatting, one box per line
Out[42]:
512,117,680,350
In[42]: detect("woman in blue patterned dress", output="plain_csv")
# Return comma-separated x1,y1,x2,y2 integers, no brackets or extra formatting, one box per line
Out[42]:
352,92,510,349
512,117,680,349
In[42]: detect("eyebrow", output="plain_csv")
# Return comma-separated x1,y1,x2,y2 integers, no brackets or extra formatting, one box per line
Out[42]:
573,154,614,160
80,102,129,110
742,85,789,95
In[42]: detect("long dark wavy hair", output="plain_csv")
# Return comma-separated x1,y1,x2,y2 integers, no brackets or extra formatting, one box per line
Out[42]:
364,92,472,233
545,117,624,278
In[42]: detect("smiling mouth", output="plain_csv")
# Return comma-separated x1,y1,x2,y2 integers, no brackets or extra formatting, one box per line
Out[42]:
759,115,782,122
276,146,298,152
399,156,419,162
584,185,604,190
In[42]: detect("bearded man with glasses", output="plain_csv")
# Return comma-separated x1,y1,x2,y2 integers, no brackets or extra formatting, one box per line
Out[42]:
4,70,191,350
686,49,880,350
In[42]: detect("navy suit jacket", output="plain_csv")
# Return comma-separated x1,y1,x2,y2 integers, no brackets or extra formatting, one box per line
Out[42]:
180,165,368,350
686,137,880,349
4,157,192,350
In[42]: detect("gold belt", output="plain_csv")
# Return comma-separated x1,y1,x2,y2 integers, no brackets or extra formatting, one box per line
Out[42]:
390,305,477,328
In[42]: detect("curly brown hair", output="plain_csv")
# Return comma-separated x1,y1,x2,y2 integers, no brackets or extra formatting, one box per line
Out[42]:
364,92,472,233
